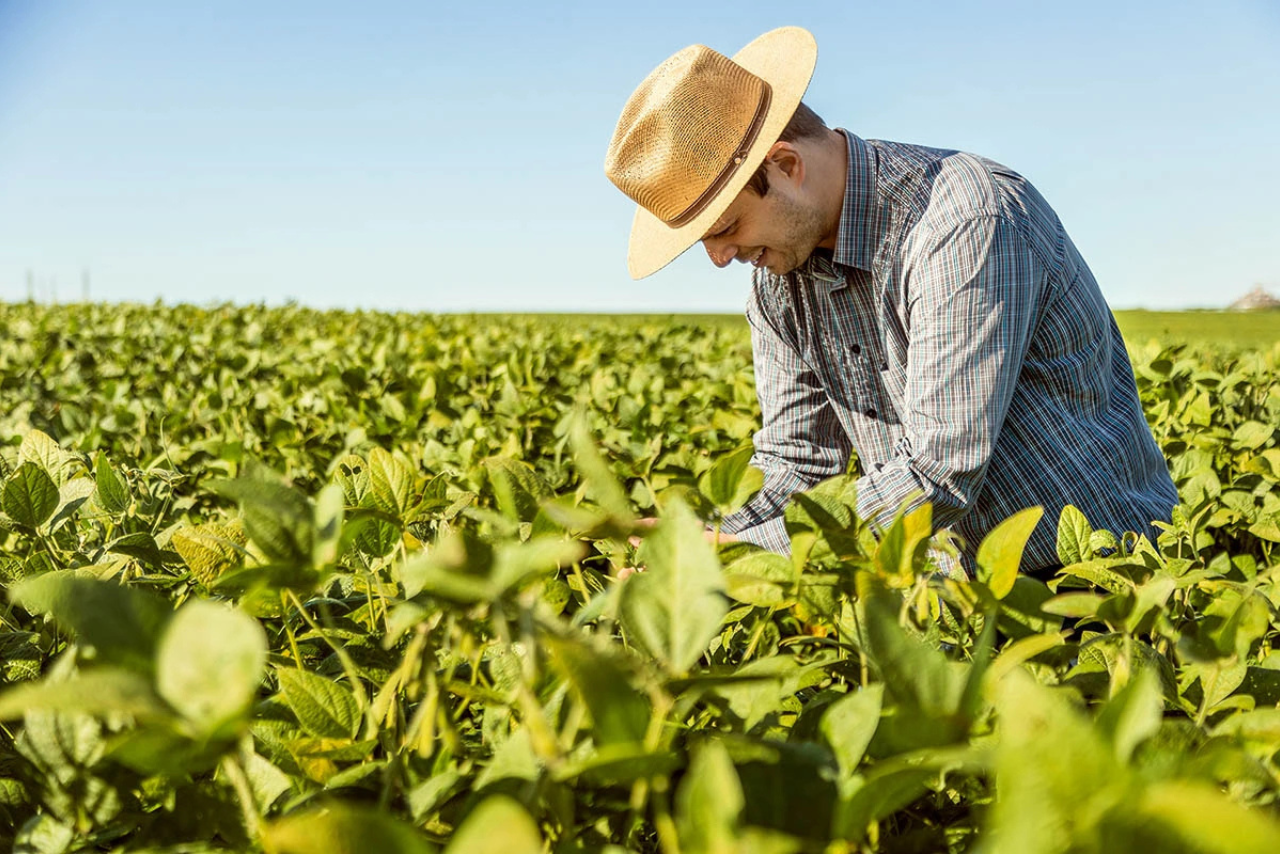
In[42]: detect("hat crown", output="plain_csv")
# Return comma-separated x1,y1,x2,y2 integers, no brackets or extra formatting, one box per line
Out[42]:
605,44,771,227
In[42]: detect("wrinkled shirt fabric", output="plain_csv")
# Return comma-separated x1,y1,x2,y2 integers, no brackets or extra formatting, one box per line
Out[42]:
721,130,1178,571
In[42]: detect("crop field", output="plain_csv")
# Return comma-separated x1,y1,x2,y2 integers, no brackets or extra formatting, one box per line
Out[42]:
0,300,1278,853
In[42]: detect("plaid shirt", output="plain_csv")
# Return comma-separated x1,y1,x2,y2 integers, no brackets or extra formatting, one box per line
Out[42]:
721,130,1178,570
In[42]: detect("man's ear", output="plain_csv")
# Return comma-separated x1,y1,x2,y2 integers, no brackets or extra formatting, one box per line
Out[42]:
766,141,805,187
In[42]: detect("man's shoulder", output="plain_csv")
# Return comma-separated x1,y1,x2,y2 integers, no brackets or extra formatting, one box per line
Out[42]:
868,138,1038,232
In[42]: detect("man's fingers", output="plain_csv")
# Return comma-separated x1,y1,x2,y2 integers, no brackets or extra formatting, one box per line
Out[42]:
629,517,658,549
705,528,739,545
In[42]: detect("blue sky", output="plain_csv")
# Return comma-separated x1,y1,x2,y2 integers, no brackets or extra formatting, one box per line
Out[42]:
1,0,1277,312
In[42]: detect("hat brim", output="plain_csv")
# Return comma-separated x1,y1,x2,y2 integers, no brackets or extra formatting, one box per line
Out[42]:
625,26,818,280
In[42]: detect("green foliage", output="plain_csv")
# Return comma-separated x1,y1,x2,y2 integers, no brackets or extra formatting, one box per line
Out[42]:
0,302,1277,852
620,498,728,674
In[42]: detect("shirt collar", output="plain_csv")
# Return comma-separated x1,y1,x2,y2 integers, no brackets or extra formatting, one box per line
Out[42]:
831,129,879,272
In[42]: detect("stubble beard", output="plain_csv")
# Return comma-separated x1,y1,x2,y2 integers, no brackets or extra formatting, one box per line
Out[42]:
764,193,829,276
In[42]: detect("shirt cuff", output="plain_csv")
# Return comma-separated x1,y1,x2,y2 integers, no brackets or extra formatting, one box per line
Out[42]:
855,462,927,531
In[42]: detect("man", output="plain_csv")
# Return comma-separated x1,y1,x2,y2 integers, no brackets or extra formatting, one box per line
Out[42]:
604,27,1177,573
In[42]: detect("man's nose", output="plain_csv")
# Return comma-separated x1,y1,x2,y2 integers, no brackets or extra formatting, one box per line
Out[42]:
703,239,736,268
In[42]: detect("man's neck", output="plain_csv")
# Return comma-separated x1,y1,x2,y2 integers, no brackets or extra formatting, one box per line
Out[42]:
813,128,849,251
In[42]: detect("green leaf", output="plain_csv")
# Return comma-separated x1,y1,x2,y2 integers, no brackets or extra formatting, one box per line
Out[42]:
861,587,968,736
1136,780,1280,853
312,483,346,566
94,454,130,514
676,740,743,854
1055,504,1092,565
544,634,650,746
1095,669,1162,762
400,529,574,606
107,531,169,565
1231,420,1275,452
444,795,542,854
618,498,727,674
155,601,267,737
3,463,59,529
1249,517,1280,543
976,506,1045,599
12,572,170,673
11,812,75,854
872,502,934,583
19,430,67,483
1191,657,1248,711
45,478,93,535
486,457,553,524
407,768,466,822
988,631,1067,684
1211,708,1280,747
712,657,816,732
367,447,414,517
333,454,371,506
569,413,636,524
1041,591,1106,618
473,728,540,790
819,684,884,779
244,750,293,812
15,709,123,827
551,741,682,785
1206,590,1272,659
729,738,839,842
699,444,764,515
987,671,1119,850
834,766,935,843
723,550,797,607
264,802,436,854
491,536,586,595
173,522,247,587
0,669,168,721
399,533,493,605
277,667,362,740
213,475,314,566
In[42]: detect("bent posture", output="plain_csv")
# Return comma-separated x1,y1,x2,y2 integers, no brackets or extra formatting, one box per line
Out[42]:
604,27,1177,573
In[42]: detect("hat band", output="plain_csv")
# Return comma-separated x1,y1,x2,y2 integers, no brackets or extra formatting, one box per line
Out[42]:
663,82,773,228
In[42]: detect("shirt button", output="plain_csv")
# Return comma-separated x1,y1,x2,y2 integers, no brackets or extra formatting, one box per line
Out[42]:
851,344,861,355
864,408,877,418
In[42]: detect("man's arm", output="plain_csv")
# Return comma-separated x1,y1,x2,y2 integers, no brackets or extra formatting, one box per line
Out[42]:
721,278,851,553
855,213,1044,530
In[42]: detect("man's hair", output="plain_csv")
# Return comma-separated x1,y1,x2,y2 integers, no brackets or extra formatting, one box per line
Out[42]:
744,101,828,197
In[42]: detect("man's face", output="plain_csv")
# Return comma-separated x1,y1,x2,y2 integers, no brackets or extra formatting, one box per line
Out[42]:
700,167,827,276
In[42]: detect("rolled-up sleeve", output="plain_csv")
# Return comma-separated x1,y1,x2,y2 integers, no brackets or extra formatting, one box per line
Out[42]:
722,278,852,553
855,214,1043,530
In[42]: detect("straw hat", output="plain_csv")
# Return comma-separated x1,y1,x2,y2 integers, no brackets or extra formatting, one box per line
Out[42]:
605,27,818,279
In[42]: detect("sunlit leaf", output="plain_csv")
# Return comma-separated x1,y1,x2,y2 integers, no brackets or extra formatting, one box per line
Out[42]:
3,463,59,529
976,506,1044,599
156,600,267,737
264,802,436,854
618,498,726,674
12,572,170,673
277,667,362,740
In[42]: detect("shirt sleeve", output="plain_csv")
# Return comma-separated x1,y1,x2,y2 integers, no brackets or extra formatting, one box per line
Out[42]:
722,277,852,553
855,214,1043,530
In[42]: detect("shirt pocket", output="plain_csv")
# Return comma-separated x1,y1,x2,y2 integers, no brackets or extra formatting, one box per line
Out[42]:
836,343,893,424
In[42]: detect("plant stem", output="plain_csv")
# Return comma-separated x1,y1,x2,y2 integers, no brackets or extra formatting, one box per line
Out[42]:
220,751,262,843
286,589,368,707
280,591,304,668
